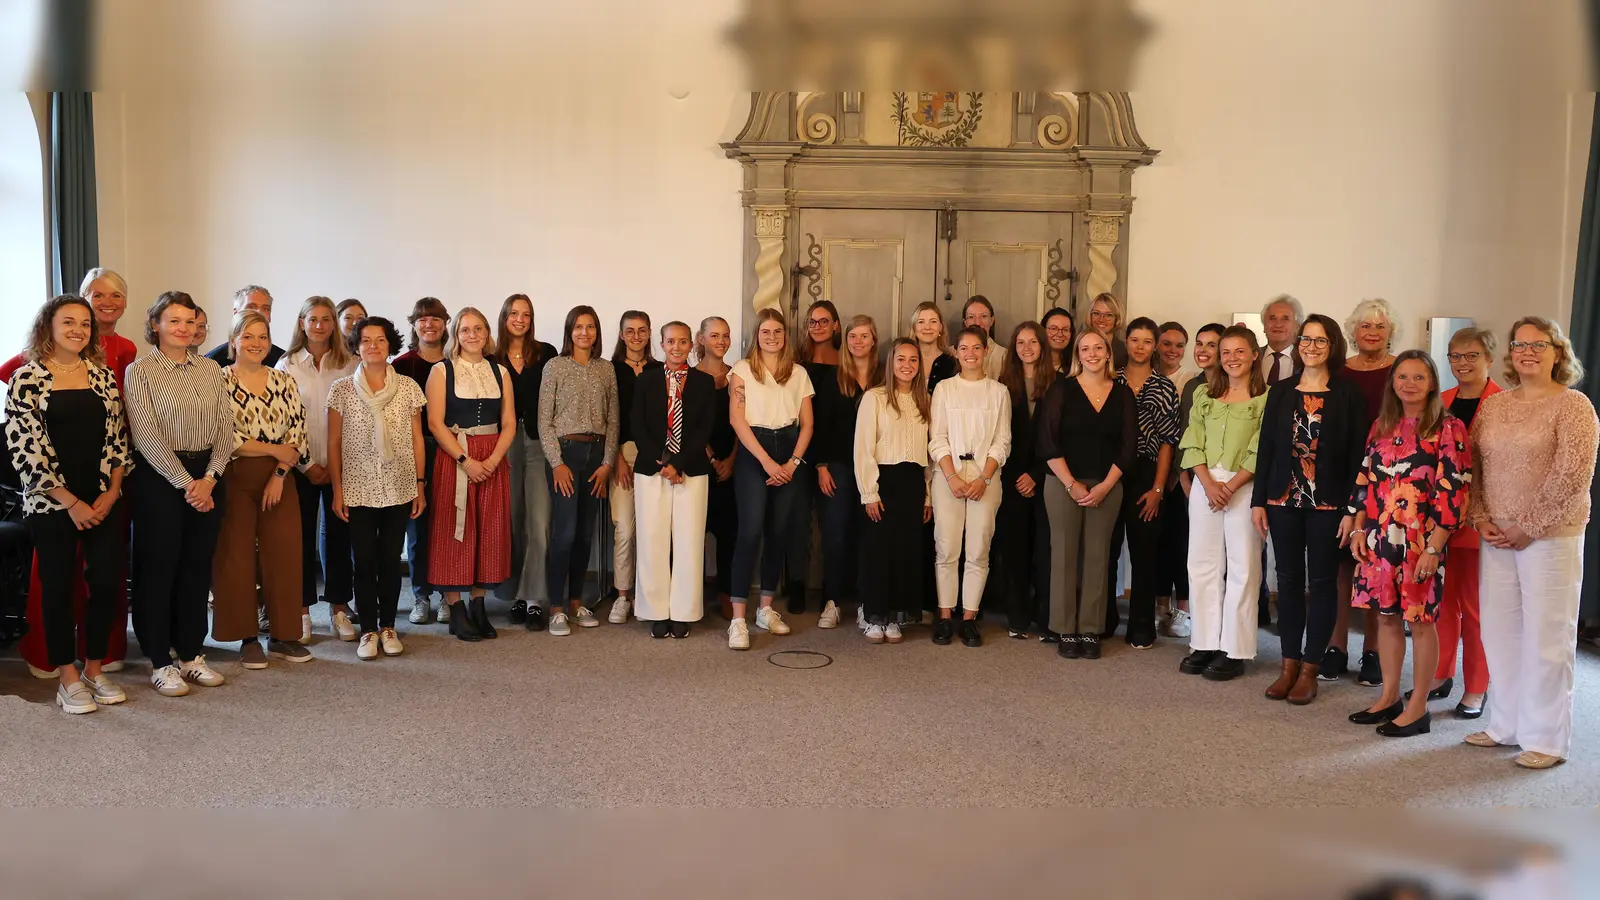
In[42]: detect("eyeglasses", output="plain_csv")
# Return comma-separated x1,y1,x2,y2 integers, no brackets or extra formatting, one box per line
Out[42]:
1045,326,1072,336
806,318,833,328
1510,340,1552,354
1089,311,1115,321
1295,336,1330,348
1446,351,1483,363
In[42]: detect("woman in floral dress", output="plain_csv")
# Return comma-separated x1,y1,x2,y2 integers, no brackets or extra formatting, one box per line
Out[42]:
1346,350,1471,738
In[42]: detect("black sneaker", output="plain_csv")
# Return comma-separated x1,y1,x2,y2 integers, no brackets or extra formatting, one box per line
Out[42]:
1039,630,1061,644
1202,655,1245,681
669,621,690,639
1319,646,1349,681
1357,650,1383,686
932,618,954,645
1007,629,1028,640
959,619,982,647
524,605,548,632
508,600,528,625
1179,648,1219,674
1058,634,1082,659
1080,634,1102,659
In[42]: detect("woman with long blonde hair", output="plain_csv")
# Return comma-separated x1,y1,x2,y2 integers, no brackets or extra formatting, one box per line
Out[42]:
813,314,882,628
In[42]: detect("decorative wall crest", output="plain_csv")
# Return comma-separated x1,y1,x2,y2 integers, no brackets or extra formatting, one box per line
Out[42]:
891,91,983,147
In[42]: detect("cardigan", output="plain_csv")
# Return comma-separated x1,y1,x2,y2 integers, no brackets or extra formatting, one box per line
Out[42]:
1249,372,1369,510
630,366,715,478
4,361,132,515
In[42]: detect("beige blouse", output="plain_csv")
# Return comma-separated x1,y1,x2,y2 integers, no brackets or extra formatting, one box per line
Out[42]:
853,386,932,506
1469,388,1599,540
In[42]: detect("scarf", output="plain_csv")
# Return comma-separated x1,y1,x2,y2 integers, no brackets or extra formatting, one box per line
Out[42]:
664,364,688,459
354,363,402,462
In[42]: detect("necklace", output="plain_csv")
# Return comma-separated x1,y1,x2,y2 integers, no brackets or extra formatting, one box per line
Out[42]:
47,356,84,373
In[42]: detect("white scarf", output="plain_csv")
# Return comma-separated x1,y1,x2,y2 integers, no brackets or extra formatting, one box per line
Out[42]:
354,363,402,462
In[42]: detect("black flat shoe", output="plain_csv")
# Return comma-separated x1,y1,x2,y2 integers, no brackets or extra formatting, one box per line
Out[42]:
1179,649,1219,675
447,601,482,643
959,619,983,647
1202,655,1244,681
1454,696,1484,719
1039,631,1061,644
524,605,547,632
1348,701,1403,725
507,600,528,625
1318,646,1348,681
1007,629,1028,640
670,621,690,639
1405,677,1454,702
1356,650,1383,686
651,620,670,639
1376,711,1431,737
468,596,497,639
932,618,954,645
1079,634,1102,659
1057,634,1082,659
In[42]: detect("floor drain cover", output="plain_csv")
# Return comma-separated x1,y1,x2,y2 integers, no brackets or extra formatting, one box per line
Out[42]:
766,650,833,669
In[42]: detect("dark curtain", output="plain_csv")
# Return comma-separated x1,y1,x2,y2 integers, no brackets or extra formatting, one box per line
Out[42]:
1569,92,1600,625
49,92,98,295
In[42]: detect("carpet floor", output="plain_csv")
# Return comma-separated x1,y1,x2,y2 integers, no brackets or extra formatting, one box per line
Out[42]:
3,593,1597,809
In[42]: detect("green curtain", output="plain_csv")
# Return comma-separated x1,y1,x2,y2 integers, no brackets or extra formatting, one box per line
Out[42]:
1568,92,1600,625
49,91,98,295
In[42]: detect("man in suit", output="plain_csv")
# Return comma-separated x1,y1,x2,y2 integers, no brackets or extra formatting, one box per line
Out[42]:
206,284,285,367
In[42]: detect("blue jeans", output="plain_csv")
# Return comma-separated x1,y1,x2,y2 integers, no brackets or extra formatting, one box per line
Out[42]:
546,438,606,607
818,458,861,602
731,425,805,602
406,438,437,599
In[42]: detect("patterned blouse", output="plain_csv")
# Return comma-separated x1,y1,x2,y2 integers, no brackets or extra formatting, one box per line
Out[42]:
4,361,131,515
1468,389,1600,540
1118,370,1181,461
327,372,428,509
223,366,309,464
1273,391,1336,510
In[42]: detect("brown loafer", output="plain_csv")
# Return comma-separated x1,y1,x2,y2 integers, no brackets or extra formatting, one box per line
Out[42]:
1287,662,1320,705
1264,659,1300,700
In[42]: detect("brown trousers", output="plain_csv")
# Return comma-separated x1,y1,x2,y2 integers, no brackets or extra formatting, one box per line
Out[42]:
211,456,303,642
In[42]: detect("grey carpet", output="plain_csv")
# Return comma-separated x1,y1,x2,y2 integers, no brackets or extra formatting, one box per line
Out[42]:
3,594,1597,809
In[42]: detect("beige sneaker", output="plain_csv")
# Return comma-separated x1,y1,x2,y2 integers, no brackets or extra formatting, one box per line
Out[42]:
379,628,404,657
57,680,97,714
151,664,191,696
180,655,225,687
332,609,358,642
101,660,125,673
83,673,127,705
817,601,841,629
27,663,56,680
357,632,379,661
755,606,790,635
727,618,750,650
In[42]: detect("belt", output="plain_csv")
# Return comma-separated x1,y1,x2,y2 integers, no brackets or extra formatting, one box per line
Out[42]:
174,450,210,460
561,432,602,443
958,453,975,461
449,424,500,541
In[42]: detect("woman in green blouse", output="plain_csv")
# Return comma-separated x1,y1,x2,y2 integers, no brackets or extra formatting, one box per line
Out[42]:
1177,324,1269,682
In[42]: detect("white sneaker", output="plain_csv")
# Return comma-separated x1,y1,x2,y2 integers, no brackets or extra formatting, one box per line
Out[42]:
727,618,750,650
180,655,225,687
57,680,97,714
864,624,885,643
576,607,600,628
332,610,358,642
1163,608,1192,639
609,598,631,624
409,597,432,625
84,673,127,705
300,613,313,643
818,601,841,629
27,663,56,680
884,622,903,644
151,664,190,696
856,604,867,631
755,606,790,634
380,628,404,657
549,612,572,636
357,632,379,661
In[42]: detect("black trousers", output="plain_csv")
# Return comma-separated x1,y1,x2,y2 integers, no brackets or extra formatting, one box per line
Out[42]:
818,460,861,603
348,503,410,634
26,505,125,668
295,472,353,608
1109,457,1163,643
131,454,224,666
1266,505,1342,662
705,470,737,596
406,438,438,598
858,463,926,624
1153,484,1189,601
994,482,1045,632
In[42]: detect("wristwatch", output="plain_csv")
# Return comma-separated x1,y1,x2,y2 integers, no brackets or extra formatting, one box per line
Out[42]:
1424,545,1440,556
274,466,289,478
456,452,468,464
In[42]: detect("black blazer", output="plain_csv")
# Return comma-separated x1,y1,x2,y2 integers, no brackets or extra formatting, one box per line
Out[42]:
1250,371,1369,509
630,367,715,478
1000,382,1048,489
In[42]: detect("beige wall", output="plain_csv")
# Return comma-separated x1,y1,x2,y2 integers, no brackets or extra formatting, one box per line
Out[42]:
88,0,1593,358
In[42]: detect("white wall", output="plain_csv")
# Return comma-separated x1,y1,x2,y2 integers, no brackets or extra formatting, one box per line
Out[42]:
89,0,1593,360
0,91,47,358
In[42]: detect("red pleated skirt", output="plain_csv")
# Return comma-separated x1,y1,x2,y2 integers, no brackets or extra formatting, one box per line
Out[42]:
428,432,511,591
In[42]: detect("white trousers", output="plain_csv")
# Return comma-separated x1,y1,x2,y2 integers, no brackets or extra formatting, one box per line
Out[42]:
632,472,708,622
1480,536,1583,759
1186,466,1262,659
931,460,1002,612
610,441,638,595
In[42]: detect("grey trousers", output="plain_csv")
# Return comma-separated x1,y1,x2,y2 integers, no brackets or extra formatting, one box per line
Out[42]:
1044,474,1123,635
497,422,553,607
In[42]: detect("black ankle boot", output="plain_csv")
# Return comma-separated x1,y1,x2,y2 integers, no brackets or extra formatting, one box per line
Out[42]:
468,596,497,639
447,601,482,642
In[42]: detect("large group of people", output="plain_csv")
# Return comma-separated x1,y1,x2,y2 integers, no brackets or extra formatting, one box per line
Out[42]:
3,274,1597,772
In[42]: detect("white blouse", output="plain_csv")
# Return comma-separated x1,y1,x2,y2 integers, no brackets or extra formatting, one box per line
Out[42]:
278,348,358,469
853,386,931,506
730,358,814,429
453,357,502,399
928,375,1012,470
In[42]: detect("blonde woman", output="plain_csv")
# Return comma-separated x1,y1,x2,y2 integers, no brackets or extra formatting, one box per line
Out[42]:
909,300,957,396
1467,317,1599,769
695,316,738,618
278,296,359,641
1087,292,1129,372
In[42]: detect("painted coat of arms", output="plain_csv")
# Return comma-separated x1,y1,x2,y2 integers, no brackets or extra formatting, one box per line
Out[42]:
892,91,983,147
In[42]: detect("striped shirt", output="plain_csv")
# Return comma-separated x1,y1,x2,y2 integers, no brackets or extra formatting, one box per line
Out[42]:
124,349,235,488
1118,370,1182,461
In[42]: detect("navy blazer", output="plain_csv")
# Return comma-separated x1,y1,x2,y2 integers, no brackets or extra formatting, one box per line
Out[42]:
630,366,715,478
